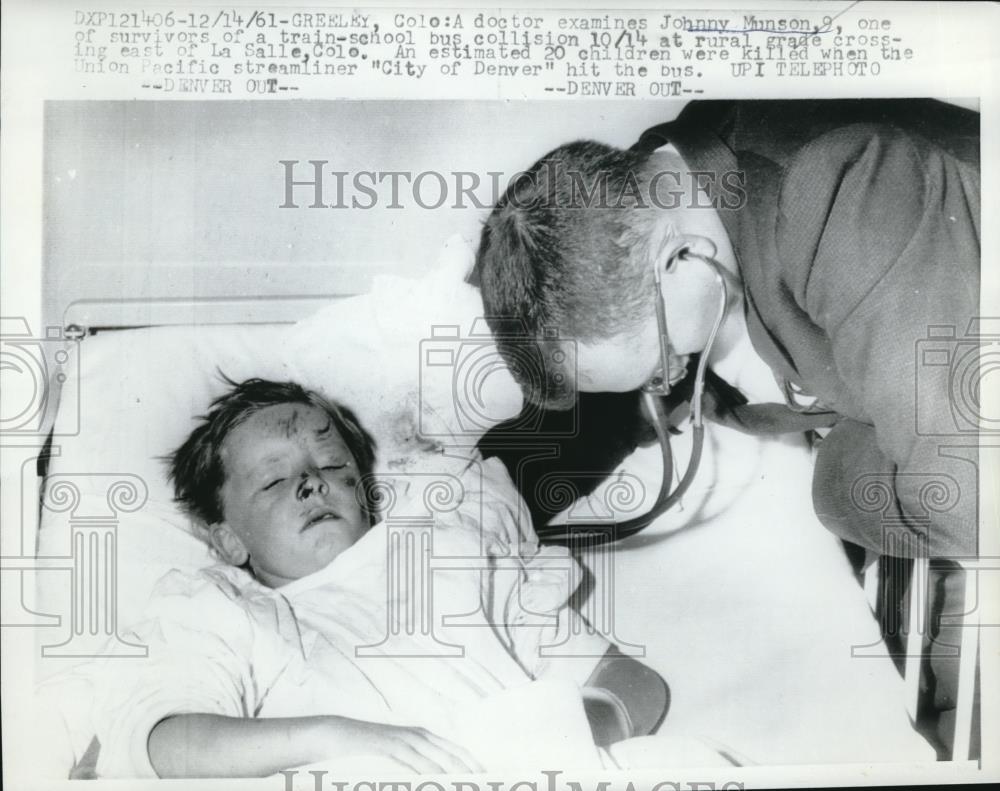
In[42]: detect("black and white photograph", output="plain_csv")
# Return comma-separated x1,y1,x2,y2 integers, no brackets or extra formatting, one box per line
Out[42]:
1,2,997,789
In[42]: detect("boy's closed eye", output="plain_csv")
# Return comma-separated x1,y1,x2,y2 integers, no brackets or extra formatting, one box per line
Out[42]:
260,463,350,492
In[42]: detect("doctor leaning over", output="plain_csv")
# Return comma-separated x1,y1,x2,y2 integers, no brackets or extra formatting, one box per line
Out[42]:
472,99,981,756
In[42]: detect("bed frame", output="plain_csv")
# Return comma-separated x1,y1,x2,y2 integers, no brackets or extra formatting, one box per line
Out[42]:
862,556,982,760
4,296,983,763
61,294,358,331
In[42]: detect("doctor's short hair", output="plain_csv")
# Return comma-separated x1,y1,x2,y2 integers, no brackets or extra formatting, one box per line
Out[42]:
475,140,662,409
167,377,378,529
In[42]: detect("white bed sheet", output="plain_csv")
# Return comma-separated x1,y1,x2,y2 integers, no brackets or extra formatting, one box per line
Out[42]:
553,332,934,764
563,430,933,764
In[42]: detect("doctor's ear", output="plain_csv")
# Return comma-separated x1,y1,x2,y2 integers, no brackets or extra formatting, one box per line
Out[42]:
209,522,249,566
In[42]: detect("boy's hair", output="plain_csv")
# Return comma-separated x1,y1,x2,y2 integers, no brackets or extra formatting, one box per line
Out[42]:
168,378,378,528
475,140,658,409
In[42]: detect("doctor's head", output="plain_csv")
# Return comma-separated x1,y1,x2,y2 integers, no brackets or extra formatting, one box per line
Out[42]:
476,140,732,407
169,378,378,588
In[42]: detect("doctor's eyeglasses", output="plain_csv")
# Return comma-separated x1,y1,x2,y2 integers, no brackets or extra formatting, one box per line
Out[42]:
641,247,730,423
640,249,680,397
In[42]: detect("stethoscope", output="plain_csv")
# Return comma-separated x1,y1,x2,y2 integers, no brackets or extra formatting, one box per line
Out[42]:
536,249,730,546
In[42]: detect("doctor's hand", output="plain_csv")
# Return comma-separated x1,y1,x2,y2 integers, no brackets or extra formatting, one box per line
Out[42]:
312,717,485,774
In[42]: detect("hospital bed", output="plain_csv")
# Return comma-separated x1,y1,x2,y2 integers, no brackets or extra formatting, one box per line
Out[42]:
9,266,976,777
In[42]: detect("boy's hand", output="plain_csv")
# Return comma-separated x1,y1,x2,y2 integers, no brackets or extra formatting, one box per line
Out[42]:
315,718,484,774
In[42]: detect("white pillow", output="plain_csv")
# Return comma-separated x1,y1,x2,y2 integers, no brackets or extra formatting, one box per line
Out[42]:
284,234,523,475
35,324,293,648
36,237,523,642
43,324,290,511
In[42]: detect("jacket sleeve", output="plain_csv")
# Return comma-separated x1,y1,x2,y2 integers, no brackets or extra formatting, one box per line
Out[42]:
776,123,980,558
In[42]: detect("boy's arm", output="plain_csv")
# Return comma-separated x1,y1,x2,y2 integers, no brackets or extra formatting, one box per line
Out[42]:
147,713,481,778
583,647,670,746
90,570,269,777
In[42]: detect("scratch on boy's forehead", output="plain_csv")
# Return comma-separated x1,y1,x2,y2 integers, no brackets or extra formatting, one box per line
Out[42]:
315,417,333,437
276,408,300,438
275,407,334,439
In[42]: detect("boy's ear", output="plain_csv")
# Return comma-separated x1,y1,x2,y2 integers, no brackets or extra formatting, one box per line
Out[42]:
209,522,249,566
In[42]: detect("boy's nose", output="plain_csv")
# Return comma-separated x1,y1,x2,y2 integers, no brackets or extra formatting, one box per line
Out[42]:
297,472,329,500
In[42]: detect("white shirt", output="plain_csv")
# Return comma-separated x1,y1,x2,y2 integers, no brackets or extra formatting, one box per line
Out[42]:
77,460,608,777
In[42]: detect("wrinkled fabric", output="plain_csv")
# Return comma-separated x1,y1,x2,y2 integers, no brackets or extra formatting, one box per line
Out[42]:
637,100,980,559
58,458,607,777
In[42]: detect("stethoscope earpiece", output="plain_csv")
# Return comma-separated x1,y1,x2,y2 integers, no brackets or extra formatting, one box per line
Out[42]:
664,245,690,273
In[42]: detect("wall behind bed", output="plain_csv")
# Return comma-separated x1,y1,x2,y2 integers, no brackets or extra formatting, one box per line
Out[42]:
43,100,682,326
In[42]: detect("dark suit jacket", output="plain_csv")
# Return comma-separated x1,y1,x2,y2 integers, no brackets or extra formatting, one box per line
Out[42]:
633,100,980,558
479,100,979,559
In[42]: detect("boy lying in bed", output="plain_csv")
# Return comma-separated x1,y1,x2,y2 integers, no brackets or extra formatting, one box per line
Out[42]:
84,378,671,778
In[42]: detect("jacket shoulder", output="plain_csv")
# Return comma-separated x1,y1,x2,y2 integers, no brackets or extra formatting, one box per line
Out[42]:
775,123,928,328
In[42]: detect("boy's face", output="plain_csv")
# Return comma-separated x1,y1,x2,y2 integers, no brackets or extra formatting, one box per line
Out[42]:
213,403,371,587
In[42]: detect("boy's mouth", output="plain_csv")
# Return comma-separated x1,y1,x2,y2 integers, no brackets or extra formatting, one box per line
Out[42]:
302,510,341,531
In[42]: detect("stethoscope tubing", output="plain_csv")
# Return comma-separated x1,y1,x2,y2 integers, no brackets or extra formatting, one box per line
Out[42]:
537,252,728,546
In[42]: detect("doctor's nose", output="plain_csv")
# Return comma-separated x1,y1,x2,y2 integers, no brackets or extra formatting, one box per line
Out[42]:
297,472,329,500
